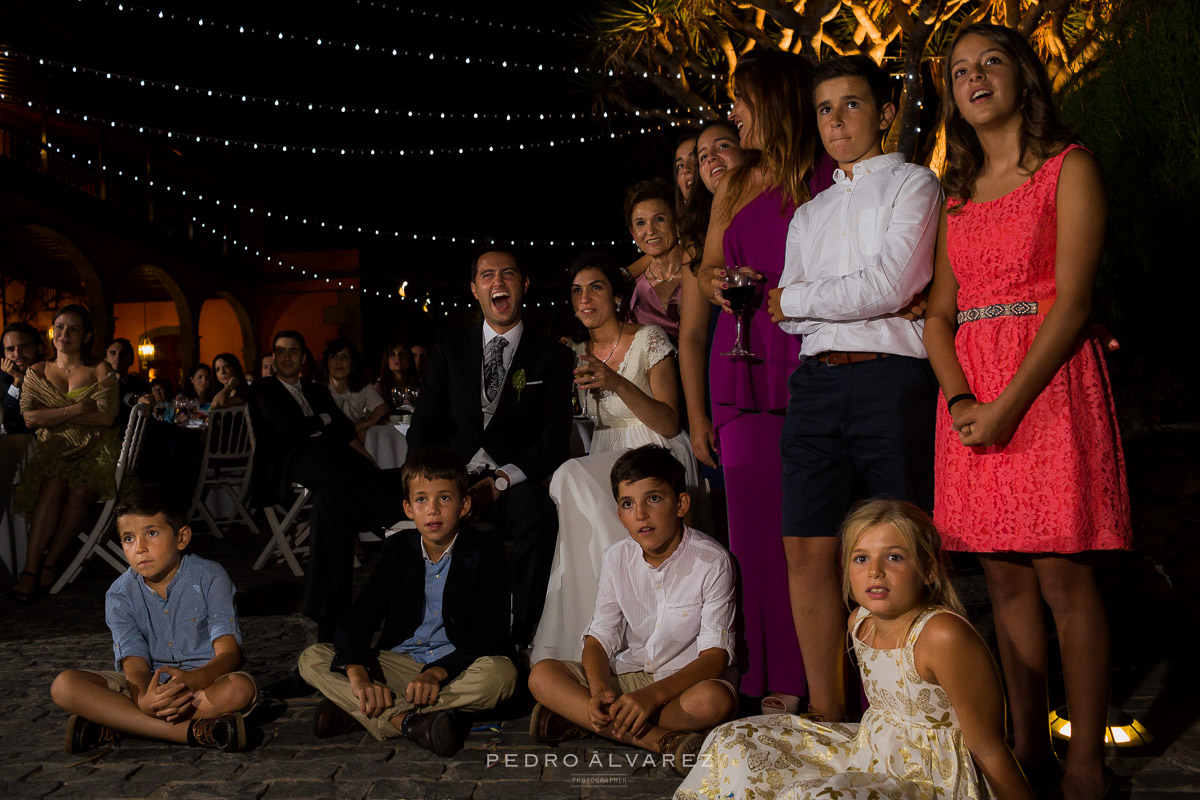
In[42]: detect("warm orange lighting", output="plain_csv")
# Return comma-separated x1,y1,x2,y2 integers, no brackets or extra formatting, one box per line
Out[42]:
137,336,155,358
1049,706,1151,748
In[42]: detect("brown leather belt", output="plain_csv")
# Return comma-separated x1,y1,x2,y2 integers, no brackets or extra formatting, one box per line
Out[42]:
812,351,891,366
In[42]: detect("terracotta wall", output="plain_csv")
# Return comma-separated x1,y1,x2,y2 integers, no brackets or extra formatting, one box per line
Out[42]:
197,298,244,367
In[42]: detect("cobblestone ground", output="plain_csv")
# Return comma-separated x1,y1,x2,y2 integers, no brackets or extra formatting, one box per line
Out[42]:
1,431,1197,798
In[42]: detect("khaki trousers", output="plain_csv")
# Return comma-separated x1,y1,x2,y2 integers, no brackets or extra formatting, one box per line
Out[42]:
297,644,517,741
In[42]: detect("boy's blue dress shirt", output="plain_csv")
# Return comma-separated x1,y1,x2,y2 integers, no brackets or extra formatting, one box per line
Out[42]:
105,553,242,671
392,537,456,664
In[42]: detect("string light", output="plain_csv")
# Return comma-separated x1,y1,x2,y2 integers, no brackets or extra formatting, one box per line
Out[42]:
84,0,603,76
1,50,706,122
356,1,574,39
33,138,638,296
15,98,689,156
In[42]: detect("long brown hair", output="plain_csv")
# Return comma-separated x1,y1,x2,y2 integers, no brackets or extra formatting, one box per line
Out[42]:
718,49,819,219
941,23,1076,211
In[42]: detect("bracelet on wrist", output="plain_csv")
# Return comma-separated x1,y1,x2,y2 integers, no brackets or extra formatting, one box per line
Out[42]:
946,393,976,413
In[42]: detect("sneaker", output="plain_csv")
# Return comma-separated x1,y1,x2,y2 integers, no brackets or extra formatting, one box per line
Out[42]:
65,714,120,754
187,712,247,752
529,702,588,745
657,730,706,777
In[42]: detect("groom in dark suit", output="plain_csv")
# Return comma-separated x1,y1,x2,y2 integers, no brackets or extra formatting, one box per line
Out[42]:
408,246,575,651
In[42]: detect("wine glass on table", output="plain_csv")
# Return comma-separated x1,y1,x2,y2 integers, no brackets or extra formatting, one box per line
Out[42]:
720,267,758,360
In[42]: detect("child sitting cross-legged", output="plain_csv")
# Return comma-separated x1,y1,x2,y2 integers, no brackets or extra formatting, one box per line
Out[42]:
528,444,738,776
297,447,517,757
50,486,258,754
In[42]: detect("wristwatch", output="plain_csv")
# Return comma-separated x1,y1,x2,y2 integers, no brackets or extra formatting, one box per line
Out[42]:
493,470,510,492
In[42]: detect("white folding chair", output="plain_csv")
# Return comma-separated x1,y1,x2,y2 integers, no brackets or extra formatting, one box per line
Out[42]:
50,405,151,594
253,483,311,577
187,406,259,537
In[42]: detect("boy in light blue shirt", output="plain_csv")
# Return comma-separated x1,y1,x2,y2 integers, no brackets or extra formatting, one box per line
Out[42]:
51,486,257,753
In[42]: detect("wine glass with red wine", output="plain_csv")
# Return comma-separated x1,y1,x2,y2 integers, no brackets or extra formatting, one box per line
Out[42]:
720,267,758,359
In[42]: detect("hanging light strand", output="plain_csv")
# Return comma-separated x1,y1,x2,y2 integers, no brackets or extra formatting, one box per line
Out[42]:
355,1,575,40
3,49,711,121
0,95,695,156
34,139,637,285
82,0,602,76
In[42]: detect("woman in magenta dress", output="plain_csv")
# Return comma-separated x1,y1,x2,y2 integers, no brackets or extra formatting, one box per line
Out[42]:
692,49,834,713
924,25,1130,800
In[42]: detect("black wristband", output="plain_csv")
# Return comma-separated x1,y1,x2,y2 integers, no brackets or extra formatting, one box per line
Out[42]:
946,393,976,413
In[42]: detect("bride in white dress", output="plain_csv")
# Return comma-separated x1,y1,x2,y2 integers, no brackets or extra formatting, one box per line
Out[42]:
532,253,710,664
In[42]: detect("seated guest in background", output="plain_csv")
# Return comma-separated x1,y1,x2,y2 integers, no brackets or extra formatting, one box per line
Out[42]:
376,339,420,413
12,304,119,601
528,446,737,773
323,338,387,440
410,343,430,382
532,252,709,665
2,321,42,435
623,179,687,344
298,448,516,756
259,354,275,380
145,377,172,418
179,364,217,409
250,330,377,688
50,486,257,754
210,354,248,410
104,338,152,430
408,245,575,653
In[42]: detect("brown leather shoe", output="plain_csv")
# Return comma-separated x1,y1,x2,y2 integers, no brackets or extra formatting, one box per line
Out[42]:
312,699,363,739
400,709,468,757
529,702,588,745
657,730,706,777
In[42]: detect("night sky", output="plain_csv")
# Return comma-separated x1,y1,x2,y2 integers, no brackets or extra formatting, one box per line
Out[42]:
1,0,689,333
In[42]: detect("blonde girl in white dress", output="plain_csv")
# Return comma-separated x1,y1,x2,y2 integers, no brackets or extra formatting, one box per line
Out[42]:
676,500,1031,800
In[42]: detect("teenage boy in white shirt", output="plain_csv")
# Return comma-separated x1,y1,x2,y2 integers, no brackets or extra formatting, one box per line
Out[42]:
527,445,737,776
765,54,942,723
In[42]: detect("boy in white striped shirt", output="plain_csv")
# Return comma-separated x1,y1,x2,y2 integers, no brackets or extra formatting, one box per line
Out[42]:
528,445,737,775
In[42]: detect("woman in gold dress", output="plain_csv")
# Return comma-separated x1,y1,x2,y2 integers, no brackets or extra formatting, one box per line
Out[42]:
11,304,119,600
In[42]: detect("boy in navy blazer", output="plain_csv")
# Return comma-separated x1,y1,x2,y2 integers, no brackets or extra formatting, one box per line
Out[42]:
298,448,516,756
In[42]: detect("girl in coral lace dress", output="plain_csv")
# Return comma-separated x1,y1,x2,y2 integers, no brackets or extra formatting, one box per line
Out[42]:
923,24,1131,800
676,500,1031,800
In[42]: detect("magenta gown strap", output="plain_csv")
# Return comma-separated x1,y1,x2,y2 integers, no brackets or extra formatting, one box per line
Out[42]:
627,272,681,343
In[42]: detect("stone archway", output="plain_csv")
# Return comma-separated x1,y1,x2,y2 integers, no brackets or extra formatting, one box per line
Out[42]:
0,224,108,345
114,264,196,372
213,290,257,374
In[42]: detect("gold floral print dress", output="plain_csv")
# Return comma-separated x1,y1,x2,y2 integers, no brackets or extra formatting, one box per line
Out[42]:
675,607,991,800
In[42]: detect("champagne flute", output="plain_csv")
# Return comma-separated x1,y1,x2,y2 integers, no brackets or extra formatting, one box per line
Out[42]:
720,267,758,360
574,355,598,421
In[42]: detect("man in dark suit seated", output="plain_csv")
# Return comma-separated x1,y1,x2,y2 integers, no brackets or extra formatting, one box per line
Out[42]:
299,246,573,664
408,245,575,653
2,321,42,436
103,338,152,431
249,330,377,636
